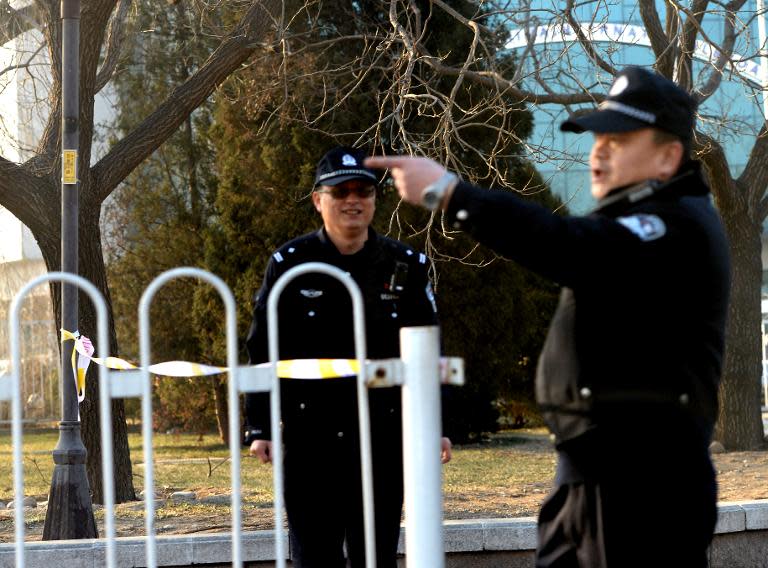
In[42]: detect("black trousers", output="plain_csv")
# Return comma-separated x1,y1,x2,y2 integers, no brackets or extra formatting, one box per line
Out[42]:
536,451,717,568
283,435,403,568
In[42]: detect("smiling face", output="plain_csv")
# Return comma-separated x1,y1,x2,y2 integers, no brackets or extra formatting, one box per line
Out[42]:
312,179,376,248
589,128,684,199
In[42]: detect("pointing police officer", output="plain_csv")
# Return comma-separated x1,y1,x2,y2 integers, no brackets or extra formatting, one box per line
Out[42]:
243,146,452,568
367,67,731,567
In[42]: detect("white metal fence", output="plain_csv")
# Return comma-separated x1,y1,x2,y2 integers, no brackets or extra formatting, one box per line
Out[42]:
1,264,463,568
1,271,112,568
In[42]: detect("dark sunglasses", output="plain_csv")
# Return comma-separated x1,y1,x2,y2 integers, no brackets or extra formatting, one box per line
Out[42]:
316,185,376,199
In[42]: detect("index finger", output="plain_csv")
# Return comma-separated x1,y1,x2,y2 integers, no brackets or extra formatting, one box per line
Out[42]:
364,156,410,170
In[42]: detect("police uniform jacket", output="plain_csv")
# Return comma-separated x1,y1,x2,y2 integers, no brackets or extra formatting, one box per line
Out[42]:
243,227,438,450
445,161,730,466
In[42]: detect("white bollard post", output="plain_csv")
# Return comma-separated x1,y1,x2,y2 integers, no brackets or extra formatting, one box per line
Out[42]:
400,326,444,567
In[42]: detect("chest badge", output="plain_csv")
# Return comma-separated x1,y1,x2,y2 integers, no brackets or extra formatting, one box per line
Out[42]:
300,289,323,298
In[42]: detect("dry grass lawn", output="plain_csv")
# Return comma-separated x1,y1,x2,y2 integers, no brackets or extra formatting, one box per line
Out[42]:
1,426,767,541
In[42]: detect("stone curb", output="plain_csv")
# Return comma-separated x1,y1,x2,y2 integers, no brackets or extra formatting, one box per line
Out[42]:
0,501,766,567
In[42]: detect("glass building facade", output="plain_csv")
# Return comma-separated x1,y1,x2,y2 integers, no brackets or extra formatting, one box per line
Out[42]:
502,1,765,214
501,0,767,404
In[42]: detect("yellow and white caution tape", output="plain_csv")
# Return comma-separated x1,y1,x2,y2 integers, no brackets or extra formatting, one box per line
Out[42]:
61,330,463,399
275,358,360,379
60,330,366,400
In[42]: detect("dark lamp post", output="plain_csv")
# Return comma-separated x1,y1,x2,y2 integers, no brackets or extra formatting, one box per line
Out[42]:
42,0,98,540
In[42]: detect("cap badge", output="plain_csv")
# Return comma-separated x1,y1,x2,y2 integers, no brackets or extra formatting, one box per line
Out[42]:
341,154,357,166
609,75,629,96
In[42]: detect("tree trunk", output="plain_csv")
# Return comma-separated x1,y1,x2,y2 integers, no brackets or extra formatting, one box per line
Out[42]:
212,376,230,445
42,206,136,503
716,199,766,450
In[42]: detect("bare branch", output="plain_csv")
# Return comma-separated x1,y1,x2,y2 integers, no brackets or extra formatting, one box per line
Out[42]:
415,50,599,106
0,1,41,44
695,131,738,213
35,1,62,164
564,0,616,76
431,0,493,35
0,155,55,233
0,42,46,79
676,0,709,89
91,0,281,202
95,0,133,93
696,2,742,102
638,0,675,77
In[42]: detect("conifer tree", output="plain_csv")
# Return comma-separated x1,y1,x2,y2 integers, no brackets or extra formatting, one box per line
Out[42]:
202,0,563,439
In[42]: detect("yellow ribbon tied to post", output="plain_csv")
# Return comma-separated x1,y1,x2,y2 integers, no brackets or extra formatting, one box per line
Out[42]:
60,329,93,403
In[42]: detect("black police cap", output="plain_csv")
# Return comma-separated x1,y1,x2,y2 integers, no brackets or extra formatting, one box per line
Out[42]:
314,146,378,188
560,66,697,140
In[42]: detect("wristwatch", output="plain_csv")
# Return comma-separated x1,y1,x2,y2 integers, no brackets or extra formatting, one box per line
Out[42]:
421,172,458,211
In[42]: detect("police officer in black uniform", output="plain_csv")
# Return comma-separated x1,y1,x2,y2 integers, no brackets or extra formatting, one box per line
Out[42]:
243,146,452,568
367,67,731,567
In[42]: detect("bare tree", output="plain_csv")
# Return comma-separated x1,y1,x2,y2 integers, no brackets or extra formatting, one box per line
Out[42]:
240,1,766,450
362,0,765,449
0,0,281,502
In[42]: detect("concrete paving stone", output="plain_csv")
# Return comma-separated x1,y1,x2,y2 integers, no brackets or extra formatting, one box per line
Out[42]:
7,540,98,568
714,503,746,534
442,520,485,552
191,535,234,564
155,534,196,565
92,538,142,567
736,500,768,530
242,530,286,561
482,517,538,551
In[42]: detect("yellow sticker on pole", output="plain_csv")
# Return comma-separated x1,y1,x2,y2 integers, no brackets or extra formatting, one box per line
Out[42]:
62,149,78,184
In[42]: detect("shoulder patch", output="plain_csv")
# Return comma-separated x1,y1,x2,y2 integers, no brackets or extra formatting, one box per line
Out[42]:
616,214,667,242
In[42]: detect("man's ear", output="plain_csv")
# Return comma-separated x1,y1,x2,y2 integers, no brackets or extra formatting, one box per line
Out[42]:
312,190,322,212
658,140,684,181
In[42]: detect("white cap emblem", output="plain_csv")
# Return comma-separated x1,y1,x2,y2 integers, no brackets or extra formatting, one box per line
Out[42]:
609,75,629,96
341,154,357,166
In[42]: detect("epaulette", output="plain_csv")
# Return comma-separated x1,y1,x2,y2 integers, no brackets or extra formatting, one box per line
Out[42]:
271,233,318,264
380,236,428,265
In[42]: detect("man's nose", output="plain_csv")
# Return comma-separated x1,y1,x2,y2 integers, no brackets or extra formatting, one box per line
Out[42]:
342,190,361,202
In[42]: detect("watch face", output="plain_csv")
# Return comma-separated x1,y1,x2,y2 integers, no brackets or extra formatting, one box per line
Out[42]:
422,179,445,210
423,188,442,209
